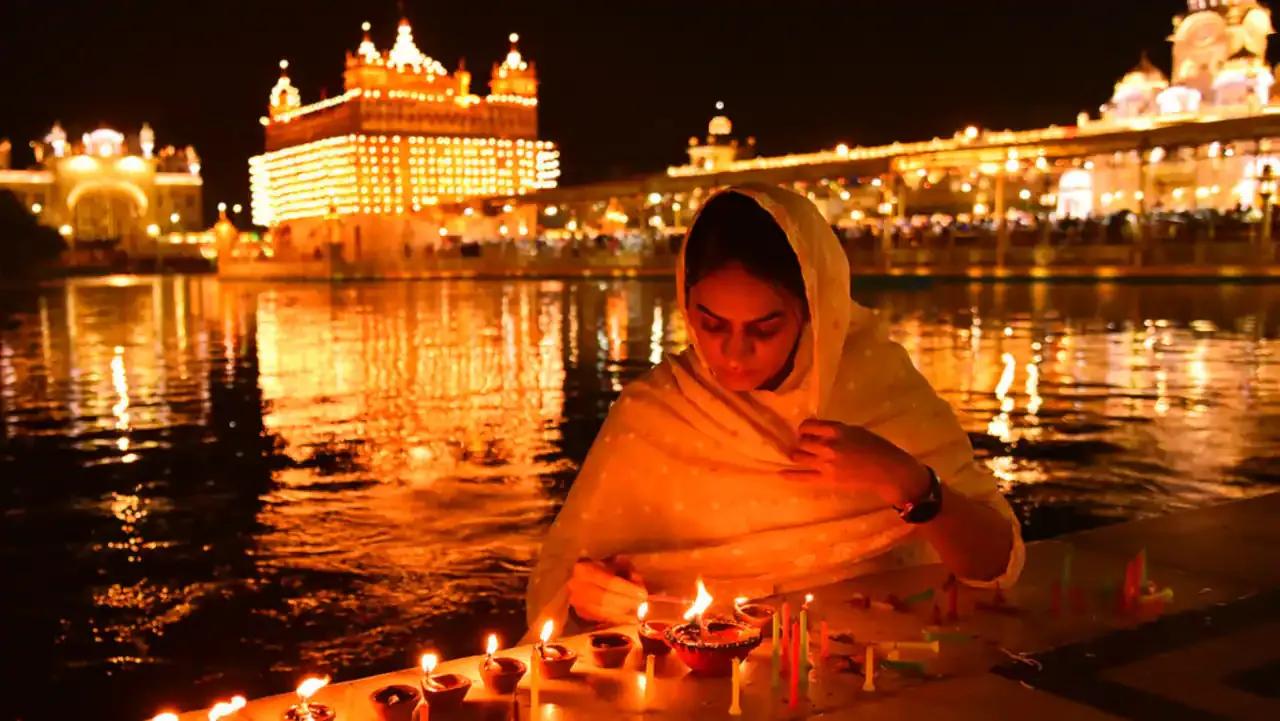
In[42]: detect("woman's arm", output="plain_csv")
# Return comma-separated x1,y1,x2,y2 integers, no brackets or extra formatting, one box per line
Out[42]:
787,419,1015,582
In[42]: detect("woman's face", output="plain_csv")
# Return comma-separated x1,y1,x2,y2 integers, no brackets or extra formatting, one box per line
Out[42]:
687,263,806,391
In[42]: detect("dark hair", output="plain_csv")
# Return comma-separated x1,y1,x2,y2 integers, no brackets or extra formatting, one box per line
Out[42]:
683,191,807,307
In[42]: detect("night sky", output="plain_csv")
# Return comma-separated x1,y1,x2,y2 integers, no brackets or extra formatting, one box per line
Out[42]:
1,1,1208,223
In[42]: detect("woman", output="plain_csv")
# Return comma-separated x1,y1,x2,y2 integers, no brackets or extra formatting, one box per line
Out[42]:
526,184,1023,630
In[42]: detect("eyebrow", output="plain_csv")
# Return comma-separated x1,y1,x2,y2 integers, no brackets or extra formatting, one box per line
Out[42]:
696,304,784,325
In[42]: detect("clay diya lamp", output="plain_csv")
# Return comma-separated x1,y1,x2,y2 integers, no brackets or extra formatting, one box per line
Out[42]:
478,656,527,694
284,677,335,721
536,642,579,679
635,600,672,657
732,601,776,630
589,631,635,668
665,617,763,676
369,684,420,721
637,620,673,657
420,674,472,712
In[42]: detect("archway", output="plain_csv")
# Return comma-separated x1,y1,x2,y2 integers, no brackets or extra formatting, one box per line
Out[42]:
68,183,146,244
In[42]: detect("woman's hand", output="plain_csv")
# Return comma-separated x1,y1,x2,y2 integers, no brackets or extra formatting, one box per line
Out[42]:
784,418,930,507
567,557,647,625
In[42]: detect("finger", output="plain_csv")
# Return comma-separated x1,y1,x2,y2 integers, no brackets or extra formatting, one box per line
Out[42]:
798,419,841,439
598,574,648,604
796,438,835,458
788,448,825,467
575,563,647,604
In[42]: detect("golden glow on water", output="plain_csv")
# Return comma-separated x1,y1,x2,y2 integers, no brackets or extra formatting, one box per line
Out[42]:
1,276,1278,719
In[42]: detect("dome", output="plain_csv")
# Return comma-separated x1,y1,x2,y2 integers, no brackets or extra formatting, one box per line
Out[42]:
708,115,733,136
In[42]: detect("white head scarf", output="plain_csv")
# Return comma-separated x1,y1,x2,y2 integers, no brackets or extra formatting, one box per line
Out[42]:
525,185,1023,633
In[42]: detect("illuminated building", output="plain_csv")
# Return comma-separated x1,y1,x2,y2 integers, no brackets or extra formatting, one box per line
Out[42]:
247,18,560,261
0,122,202,256
685,101,756,172
645,0,1280,227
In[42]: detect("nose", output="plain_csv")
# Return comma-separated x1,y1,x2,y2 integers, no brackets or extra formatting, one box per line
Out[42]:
721,331,753,368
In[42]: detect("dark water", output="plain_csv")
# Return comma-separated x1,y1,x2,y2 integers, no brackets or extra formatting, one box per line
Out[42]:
1,277,1277,720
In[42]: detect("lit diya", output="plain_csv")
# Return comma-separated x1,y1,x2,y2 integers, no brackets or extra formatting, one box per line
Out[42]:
208,695,247,721
589,631,635,668
635,601,672,657
368,684,420,721
732,596,776,630
478,634,527,694
664,580,762,676
535,620,579,678
283,677,335,721
419,653,471,711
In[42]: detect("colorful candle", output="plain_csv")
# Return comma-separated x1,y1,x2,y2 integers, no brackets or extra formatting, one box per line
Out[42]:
644,653,655,698
862,647,876,692
532,621,552,709
781,601,791,650
771,605,781,675
729,659,743,716
799,594,812,671
788,621,800,709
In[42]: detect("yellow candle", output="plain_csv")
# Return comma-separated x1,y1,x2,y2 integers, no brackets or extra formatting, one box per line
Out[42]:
530,643,540,708
729,659,743,716
862,647,876,692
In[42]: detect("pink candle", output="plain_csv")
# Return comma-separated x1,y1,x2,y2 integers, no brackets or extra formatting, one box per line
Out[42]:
788,621,800,709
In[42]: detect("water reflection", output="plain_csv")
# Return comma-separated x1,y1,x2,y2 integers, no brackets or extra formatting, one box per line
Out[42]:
0,277,1277,720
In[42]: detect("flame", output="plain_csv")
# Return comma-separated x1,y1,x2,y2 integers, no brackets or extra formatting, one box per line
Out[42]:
734,596,748,609
804,593,814,607
151,714,179,721
539,620,554,644
208,695,246,721
421,653,438,675
683,578,713,622
486,633,499,656
296,676,329,701
637,601,649,622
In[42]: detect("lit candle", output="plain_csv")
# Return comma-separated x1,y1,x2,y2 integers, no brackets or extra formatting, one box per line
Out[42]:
484,633,499,669
532,621,552,708
799,594,812,671
683,578,713,636
819,621,829,660
420,653,442,690
729,658,743,716
295,676,330,720
862,647,876,692
208,695,247,721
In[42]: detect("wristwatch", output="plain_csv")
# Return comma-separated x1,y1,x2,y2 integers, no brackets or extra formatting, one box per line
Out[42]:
894,465,942,524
